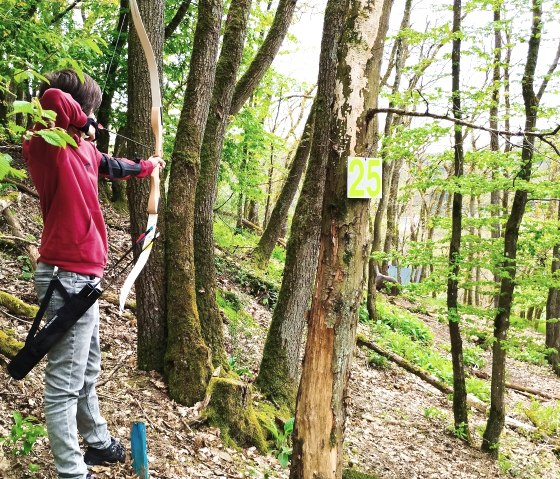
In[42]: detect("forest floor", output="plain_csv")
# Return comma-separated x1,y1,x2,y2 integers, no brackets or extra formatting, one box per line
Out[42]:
2,154,560,478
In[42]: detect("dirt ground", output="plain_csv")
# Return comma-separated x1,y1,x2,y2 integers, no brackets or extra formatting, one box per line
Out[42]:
2,160,560,478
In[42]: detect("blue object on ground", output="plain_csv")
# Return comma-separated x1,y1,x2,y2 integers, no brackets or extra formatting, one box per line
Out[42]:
131,421,148,479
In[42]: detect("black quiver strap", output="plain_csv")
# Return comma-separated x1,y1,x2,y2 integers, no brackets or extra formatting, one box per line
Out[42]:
7,278,102,380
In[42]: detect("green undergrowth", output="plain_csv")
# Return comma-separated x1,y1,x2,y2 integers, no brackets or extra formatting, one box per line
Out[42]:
406,295,551,367
519,400,560,436
216,288,257,379
361,298,489,402
214,220,284,293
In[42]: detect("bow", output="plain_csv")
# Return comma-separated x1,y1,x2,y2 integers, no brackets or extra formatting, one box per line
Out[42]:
119,0,163,312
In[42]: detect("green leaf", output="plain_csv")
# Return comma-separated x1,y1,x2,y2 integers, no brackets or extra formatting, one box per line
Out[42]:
34,128,77,148
284,417,294,435
54,128,78,148
13,70,30,83
278,450,291,468
9,100,35,116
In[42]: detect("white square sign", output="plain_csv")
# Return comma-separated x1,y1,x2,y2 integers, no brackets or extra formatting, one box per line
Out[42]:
347,157,382,199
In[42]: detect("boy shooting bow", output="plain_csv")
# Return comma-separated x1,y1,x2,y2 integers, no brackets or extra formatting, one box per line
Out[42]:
21,69,164,479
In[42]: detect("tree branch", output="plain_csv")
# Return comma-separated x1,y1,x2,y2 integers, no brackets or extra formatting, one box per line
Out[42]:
229,0,298,116
165,0,193,40
51,0,81,24
367,107,560,138
537,38,560,102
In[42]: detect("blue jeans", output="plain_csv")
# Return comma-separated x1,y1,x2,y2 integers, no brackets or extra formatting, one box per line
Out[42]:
35,263,111,479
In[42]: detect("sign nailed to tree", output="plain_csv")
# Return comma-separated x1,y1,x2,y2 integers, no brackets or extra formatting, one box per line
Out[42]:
347,157,382,199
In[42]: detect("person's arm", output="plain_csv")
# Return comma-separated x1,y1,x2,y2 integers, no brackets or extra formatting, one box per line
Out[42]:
99,154,156,180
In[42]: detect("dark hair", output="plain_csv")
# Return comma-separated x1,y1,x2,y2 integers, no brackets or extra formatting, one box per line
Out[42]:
39,69,102,115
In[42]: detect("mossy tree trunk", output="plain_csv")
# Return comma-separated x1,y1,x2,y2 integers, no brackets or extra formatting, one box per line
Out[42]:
165,0,224,406
255,0,348,409
253,105,315,267
482,0,546,454
447,0,470,443
127,0,167,374
194,0,253,370
290,1,386,477
546,201,560,376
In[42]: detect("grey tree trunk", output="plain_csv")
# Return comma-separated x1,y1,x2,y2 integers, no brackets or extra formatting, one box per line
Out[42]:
126,0,167,373
482,0,545,454
97,0,128,155
253,105,316,267
366,0,405,320
546,202,560,376
194,0,253,370
229,0,298,116
165,0,224,406
447,0,470,443
255,0,348,409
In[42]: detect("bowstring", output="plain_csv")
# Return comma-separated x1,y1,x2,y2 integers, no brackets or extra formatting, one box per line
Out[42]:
101,7,127,96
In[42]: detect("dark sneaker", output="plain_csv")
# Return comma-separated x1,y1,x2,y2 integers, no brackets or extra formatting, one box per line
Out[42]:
84,437,126,466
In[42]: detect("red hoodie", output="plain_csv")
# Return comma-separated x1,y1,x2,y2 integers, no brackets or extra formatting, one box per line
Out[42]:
23,88,155,277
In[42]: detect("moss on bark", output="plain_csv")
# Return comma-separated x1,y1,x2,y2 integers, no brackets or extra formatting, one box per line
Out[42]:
0,290,38,318
0,328,23,359
204,377,267,453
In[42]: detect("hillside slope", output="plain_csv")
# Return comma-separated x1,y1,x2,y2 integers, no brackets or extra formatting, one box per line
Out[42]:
1,154,560,478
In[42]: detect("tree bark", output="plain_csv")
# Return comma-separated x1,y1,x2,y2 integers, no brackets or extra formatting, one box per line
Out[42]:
382,157,404,274
290,1,386,476
546,201,560,376
253,105,315,267
165,0,224,406
229,0,298,116
366,0,404,321
97,0,129,155
255,0,348,409
447,0,470,443
127,0,167,374
489,5,502,307
194,0,253,370
482,0,543,454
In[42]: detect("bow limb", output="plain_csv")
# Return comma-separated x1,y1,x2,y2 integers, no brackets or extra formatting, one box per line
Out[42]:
119,0,163,312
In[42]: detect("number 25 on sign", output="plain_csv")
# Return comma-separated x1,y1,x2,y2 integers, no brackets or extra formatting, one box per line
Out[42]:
347,157,382,199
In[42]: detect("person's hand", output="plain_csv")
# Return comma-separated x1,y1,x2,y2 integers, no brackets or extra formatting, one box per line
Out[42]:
79,117,99,142
148,155,165,172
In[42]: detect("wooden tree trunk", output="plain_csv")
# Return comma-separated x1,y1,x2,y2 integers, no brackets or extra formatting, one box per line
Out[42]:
447,0,470,442
546,201,560,375
366,0,407,314
194,0,253,370
165,0,224,406
382,158,403,275
127,0,167,373
290,1,386,477
253,105,315,267
255,0,348,409
229,0,298,116
489,5,503,308
97,0,128,155
482,0,543,454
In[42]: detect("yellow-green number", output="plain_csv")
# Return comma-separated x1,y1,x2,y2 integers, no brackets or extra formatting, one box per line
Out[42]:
367,158,382,197
349,158,365,197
